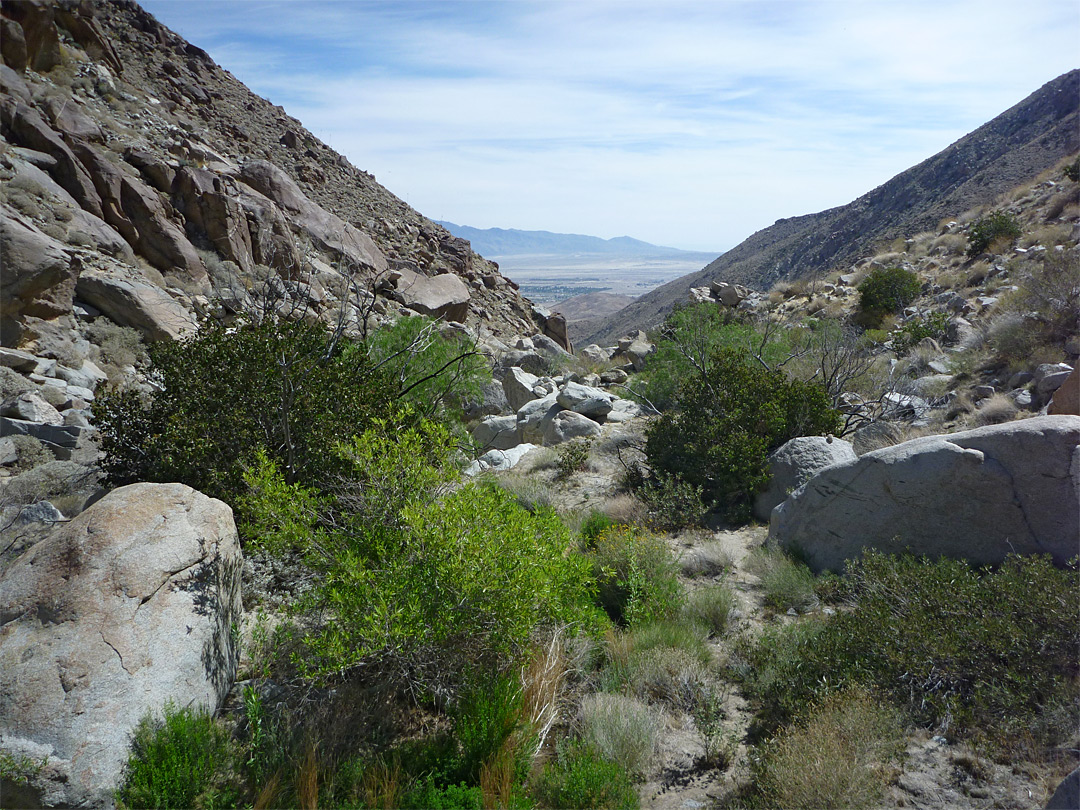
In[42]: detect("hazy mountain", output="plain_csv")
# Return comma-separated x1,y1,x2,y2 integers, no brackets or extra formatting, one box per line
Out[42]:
586,69,1080,344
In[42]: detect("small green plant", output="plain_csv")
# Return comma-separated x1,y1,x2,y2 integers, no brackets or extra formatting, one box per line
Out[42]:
744,546,818,613
967,211,1023,257
531,739,640,809
856,267,922,326
690,683,737,768
683,583,738,636
638,472,707,531
891,311,951,355
556,438,593,479
579,509,617,547
116,702,244,810
589,525,683,626
453,674,529,785
0,751,48,786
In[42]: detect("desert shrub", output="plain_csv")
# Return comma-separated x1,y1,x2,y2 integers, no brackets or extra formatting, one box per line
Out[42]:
637,472,707,530
0,367,34,400
740,553,1080,748
243,434,602,690
645,349,839,523
579,509,617,547
619,645,709,712
892,311,950,354
683,583,738,636
680,542,733,578
691,682,737,768
974,393,1017,426
750,687,904,810
116,702,244,810
531,739,639,809
577,693,658,779
496,471,558,515
1001,252,1079,351
743,547,818,613
634,303,794,411
84,320,148,370
556,438,592,479
856,267,922,326
967,211,1022,257
453,674,530,786
1064,156,1080,182
589,525,682,626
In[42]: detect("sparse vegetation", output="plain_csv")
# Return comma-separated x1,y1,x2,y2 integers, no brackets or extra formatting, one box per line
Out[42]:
967,211,1023,257
856,266,922,326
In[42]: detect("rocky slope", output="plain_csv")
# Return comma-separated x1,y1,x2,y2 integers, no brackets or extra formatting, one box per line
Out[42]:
1,0,569,366
586,69,1080,344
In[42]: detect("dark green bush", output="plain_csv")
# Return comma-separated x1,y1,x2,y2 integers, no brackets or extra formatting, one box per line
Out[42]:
531,740,639,810
1064,156,1080,182
891,311,951,355
116,702,244,809
579,510,617,547
638,472,707,531
645,349,839,523
556,438,592,479
967,211,1023,257
856,267,922,326
739,553,1080,748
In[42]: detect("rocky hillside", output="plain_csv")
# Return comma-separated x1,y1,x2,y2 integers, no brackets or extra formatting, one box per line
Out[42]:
586,69,1080,344
1,0,570,365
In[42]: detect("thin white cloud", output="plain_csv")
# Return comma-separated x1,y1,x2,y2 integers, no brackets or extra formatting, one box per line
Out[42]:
141,0,1079,251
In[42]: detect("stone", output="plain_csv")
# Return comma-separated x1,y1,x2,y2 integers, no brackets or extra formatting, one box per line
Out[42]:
882,392,930,419
0,19,28,73
1046,767,1080,810
770,416,1080,573
1008,371,1034,389
2,2,61,74
712,281,749,307
542,311,572,352
173,166,255,273
1048,367,1079,416
44,97,105,143
557,382,613,419
472,415,521,452
517,393,560,444
76,270,198,341
462,378,510,421
542,410,602,446
0,483,242,808
600,369,629,385
0,392,63,425
615,337,656,372
1035,363,1074,396
0,207,76,323
752,435,857,522
973,385,995,401
0,436,17,466
53,359,108,392
580,344,609,363
605,398,642,423
391,267,470,322
531,333,571,358
464,444,538,476
0,347,39,373
503,366,542,412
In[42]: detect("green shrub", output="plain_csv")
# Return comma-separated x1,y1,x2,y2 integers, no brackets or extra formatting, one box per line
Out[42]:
453,674,529,785
579,509,617,547
1064,156,1080,182
683,583,738,636
637,472,707,531
856,267,922,326
645,350,839,523
116,702,244,810
589,525,683,627
967,211,1023,257
751,687,904,810
891,311,951,354
740,553,1080,748
556,438,593,479
401,779,483,810
531,740,640,809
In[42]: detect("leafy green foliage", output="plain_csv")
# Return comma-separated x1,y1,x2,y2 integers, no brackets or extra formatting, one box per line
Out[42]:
453,674,529,785
739,553,1080,748
856,267,922,326
556,438,592,479
532,740,640,810
637,473,707,531
1065,156,1080,182
891,311,950,355
589,524,682,627
243,425,602,688
116,702,244,810
93,317,392,505
579,510,617,547
967,211,1023,256
634,303,794,411
645,349,839,523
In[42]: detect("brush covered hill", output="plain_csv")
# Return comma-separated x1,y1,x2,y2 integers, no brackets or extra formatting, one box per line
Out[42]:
586,69,1080,344
1,0,554,361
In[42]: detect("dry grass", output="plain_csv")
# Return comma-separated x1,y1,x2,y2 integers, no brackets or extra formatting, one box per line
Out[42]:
358,757,403,810
930,233,968,255
975,393,1018,426
577,692,659,778
297,739,319,810
680,541,733,578
754,687,905,810
520,631,569,757
598,493,647,526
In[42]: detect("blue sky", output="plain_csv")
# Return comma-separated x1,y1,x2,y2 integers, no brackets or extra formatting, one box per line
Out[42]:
142,0,1077,252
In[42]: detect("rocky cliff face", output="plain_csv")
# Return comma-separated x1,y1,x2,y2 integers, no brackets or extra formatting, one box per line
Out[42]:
1,0,563,363
586,69,1080,344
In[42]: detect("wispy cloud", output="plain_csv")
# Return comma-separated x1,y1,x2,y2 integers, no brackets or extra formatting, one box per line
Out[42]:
142,0,1078,251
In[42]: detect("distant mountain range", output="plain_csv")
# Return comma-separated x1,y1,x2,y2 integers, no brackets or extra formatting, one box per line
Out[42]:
434,222,719,261
584,69,1080,344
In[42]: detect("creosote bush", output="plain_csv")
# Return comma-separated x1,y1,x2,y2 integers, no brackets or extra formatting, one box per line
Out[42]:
856,266,922,327
967,211,1022,257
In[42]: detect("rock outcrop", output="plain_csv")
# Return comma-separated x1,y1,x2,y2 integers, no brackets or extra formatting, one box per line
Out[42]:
752,435,856,522
0,483,242,808
769,416,1080,573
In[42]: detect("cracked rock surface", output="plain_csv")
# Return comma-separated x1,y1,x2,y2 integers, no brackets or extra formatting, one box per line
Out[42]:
0,482,241,808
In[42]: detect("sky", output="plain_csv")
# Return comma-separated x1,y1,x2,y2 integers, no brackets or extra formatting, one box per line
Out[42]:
141,1,1078,253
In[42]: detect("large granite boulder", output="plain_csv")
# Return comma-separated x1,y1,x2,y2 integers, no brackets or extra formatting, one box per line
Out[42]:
0,206,76,323
542,410,602,446
390,267,470,323
770,416,1080,573
472,414,521,452
557,382,613,419
0,483,242,808
1048,367,1079,416
76,269,198,341
503,366,542,412
752,435,857,522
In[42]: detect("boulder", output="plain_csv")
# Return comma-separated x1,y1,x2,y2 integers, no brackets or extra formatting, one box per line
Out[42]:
1046,767,1080,810
0,206,76,321
0,392,63,426
464,444,538,476
1035,363,1074,396
752,436,857,522
557,382,613,419
173,166,255,273
542,410,602,446
770,416,1080,573
0,18,28,73
391,267,470,322
472,415,521,452
503,366,541,412
712,281,749,307
462,378,510,421
517,393,560,444
580,344,610,363
542,312,572,353
76,270,198,341
605,398,642,423
1048,367,1079,416
0,483,242,808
